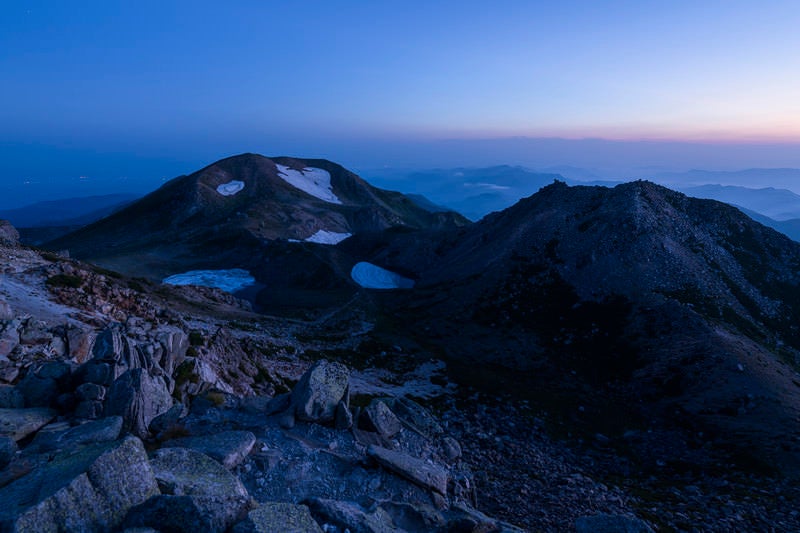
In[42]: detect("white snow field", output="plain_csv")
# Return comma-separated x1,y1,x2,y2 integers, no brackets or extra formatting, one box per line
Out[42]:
216,180,245,196
276,164,341,204
305,230,352,245
163,269,255,293
350,262,414,289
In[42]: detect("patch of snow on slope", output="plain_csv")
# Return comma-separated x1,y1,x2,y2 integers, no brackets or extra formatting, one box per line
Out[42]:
216,180,245,196
305,230,352,245
351,262,414,289
163,269,255,293
276,164,341,204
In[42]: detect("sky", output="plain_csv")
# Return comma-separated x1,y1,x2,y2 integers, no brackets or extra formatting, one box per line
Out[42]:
2,1,800,207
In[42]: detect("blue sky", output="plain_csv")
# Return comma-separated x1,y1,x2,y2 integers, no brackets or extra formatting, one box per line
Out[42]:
2,1,800,206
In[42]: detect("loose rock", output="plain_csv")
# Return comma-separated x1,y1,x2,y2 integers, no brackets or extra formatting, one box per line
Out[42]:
290,360,350,424
233,502,323,533
368,444,449,496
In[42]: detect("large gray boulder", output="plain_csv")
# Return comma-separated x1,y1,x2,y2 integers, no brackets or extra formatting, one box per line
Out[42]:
0,435,159,531
162,430,256,469
149,447,251,531
105,368,173,438
289,360,350,424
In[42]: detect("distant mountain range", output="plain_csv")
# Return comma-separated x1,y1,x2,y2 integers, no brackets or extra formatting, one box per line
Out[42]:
367,165,567,220
655,168,800,190
368,166,800,242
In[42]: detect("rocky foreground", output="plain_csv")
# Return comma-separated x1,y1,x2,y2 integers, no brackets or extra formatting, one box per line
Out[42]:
1,219,799,532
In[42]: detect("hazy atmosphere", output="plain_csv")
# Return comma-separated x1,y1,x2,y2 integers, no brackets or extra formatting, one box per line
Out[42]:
5,3,800,531
3,1,800,207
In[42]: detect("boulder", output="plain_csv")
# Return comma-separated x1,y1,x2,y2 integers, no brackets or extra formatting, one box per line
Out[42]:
148,402,187,438
362,400,402,439
105,368,173,438
77,361,115,386
290,360,350,424
0,436,159,531
162,430,256,469
150,447,251,531
172,358,234,403
263,392,291,415
304,498,399,533
19,319,52,345
367,445,449,496
36,360,72,383
66,326,96,363
154,328,189,375
92,327,127,362
28,416,123,453
232,502,323,533
381,397,443,438
75,382,106,402
0,407,56,441
575,514,654,533
123,495,213,533
18,361,72,408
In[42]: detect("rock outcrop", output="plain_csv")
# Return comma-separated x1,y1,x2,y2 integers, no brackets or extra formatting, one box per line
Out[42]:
0,436,158,531
0,220,19,247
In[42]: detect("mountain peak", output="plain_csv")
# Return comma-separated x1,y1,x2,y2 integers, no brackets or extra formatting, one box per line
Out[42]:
45,154,469,280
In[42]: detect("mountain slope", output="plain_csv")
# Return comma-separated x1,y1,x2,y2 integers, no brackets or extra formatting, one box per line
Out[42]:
357,180,800,475
46,153,468,280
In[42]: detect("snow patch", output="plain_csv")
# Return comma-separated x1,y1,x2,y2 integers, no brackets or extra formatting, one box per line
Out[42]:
350,262,414,289
305,230,352,245
163,269,255,293
276,164,341,204
216,180,245,196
